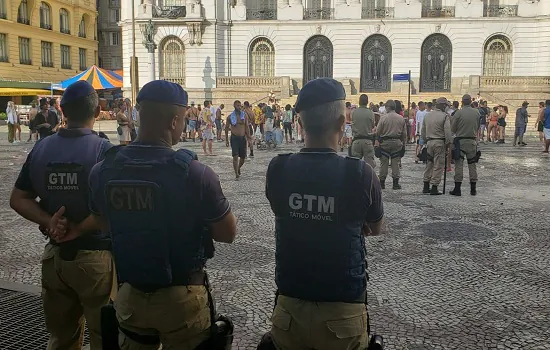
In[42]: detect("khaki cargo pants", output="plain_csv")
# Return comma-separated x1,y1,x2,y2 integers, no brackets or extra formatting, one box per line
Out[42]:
270,295,368,350
41,244,116,350
423,139,446,186
379,139,403,181
115,283,211,350
351,139,376,169
455,139,478,183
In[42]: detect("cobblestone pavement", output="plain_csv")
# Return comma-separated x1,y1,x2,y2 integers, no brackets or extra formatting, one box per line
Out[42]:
0,122,549,349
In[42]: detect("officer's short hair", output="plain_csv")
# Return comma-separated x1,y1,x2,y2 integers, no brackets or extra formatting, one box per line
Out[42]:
61,93,99,123
299,100,345,137
385,99,396,111
359,94,368,106
139,100,184,122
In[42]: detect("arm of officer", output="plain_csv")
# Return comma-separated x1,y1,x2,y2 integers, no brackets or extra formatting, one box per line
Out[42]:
421,117,426,142
197,163,236,243
10,151,54,229
363,166,384,236
444,116,452,146
400,120,407,145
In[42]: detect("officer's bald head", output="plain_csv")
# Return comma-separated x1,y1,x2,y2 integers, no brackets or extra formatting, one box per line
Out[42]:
385,99,396,112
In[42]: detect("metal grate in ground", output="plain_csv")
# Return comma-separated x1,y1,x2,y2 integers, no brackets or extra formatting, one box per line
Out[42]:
0,288,89,349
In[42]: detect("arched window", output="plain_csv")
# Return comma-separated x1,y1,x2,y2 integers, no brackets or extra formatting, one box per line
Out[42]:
18,0,30,24
360,34,392,92
420,33,452,92
60,8,70,34
159,36,185,86
483,35,512,76
40,2,52,30
249,37,275,77
79,15,87,38
303,35,333,84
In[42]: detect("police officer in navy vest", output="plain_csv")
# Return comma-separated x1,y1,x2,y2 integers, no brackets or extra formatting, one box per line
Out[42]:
10,81,116,349
53,80,238,349
265,78,384,350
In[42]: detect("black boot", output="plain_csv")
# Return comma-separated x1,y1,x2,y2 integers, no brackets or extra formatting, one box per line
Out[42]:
430,185,442,195
392,178,401,190
422,182,430,194
450,182,462,196
380,180,385,189
470,182,477,196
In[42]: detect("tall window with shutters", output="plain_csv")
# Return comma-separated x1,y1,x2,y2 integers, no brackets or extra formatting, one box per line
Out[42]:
159,36,186,86
40,2,52,30
249,37,275,77
41,41,53,67
61,45,71,69
60,8,70,34
19,37,31,65
0,33,8,62
483,35,512,76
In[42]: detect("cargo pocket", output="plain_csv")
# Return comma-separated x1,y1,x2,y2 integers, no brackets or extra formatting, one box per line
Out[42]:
271,307,292,332
326,314,365,339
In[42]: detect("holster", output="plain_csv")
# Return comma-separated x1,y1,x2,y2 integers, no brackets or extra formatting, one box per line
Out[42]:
418,147,428,162
374,147,382,159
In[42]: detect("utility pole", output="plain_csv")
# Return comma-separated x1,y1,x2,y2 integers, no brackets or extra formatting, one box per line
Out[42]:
130,0,139,104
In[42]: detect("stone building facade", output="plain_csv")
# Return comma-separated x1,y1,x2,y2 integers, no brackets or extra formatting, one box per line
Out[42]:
119,0,550,105
0,0,98,84
97,0,122,70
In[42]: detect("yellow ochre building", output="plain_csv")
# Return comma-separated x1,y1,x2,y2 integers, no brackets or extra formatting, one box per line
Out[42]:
0,0,98,104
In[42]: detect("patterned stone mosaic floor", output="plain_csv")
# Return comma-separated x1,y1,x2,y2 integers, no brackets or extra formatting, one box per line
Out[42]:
0,124,549,349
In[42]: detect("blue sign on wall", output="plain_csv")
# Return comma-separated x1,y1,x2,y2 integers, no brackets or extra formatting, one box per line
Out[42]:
393,74,410,81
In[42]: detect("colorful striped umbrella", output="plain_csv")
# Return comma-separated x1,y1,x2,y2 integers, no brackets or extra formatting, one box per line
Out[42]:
59,65,123,90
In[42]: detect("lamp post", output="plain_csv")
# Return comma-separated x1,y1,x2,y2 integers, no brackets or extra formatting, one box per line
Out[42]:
140,19,157,83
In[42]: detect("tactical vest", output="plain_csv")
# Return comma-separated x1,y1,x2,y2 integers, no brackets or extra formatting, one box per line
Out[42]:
29,128,111,242
267,151,368,303
94,144,205,289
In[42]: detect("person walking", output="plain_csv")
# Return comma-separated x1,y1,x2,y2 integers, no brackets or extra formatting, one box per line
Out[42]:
226,100,252,179
514,101,529,147
6,101,21,143
496,105,507,144
421,97,452,195
542,100,550,153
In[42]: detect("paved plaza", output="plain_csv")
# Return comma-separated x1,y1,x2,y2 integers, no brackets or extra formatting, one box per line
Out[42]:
0,121,549,349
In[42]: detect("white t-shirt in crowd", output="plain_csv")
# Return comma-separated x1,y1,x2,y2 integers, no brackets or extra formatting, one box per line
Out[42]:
6,107,18,124
265,118,274,133
415,109,428,135
379,106,386,114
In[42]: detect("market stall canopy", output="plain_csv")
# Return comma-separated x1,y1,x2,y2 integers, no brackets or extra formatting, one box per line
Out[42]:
0,88,56,96
59,65,123,90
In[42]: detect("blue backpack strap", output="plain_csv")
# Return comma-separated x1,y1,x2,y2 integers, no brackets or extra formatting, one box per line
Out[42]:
173,149,198,175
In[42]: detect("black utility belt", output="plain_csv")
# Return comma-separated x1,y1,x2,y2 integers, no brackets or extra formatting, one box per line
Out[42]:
427,138,446,141
380,136,401,140
455,137,476,140
353,136,374,141
280,290,367,304
50,238,112,251
129,271,206,293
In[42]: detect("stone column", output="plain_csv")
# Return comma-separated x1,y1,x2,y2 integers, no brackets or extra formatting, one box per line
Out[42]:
231,0,247,20
147,46,156,82
279,0,303,19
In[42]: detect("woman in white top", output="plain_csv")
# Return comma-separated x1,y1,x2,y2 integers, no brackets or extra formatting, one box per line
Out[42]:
6,101,21,143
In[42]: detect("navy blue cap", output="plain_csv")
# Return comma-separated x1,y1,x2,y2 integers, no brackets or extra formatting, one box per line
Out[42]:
60,81,96,106
137,80,188,107
295,78,346,113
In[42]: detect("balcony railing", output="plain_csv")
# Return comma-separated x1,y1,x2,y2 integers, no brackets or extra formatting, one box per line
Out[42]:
161,78,186,86
304,7,334,20
421,6,455,18
18,17,30,24
484,5,518,17
153,6,186,19
61,28,71,34
217,76,286,88
40,22,52,30
20,59,32,65
246,8,277,20
361,7,394,19
0,56,8,62
480,76,550,92
42,61,54,67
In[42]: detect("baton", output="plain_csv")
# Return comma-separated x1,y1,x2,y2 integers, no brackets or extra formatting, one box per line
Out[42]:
443,146,448,194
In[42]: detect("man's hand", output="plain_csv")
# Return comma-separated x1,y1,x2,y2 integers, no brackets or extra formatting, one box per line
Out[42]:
49,206,68,240
55,227,81,243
